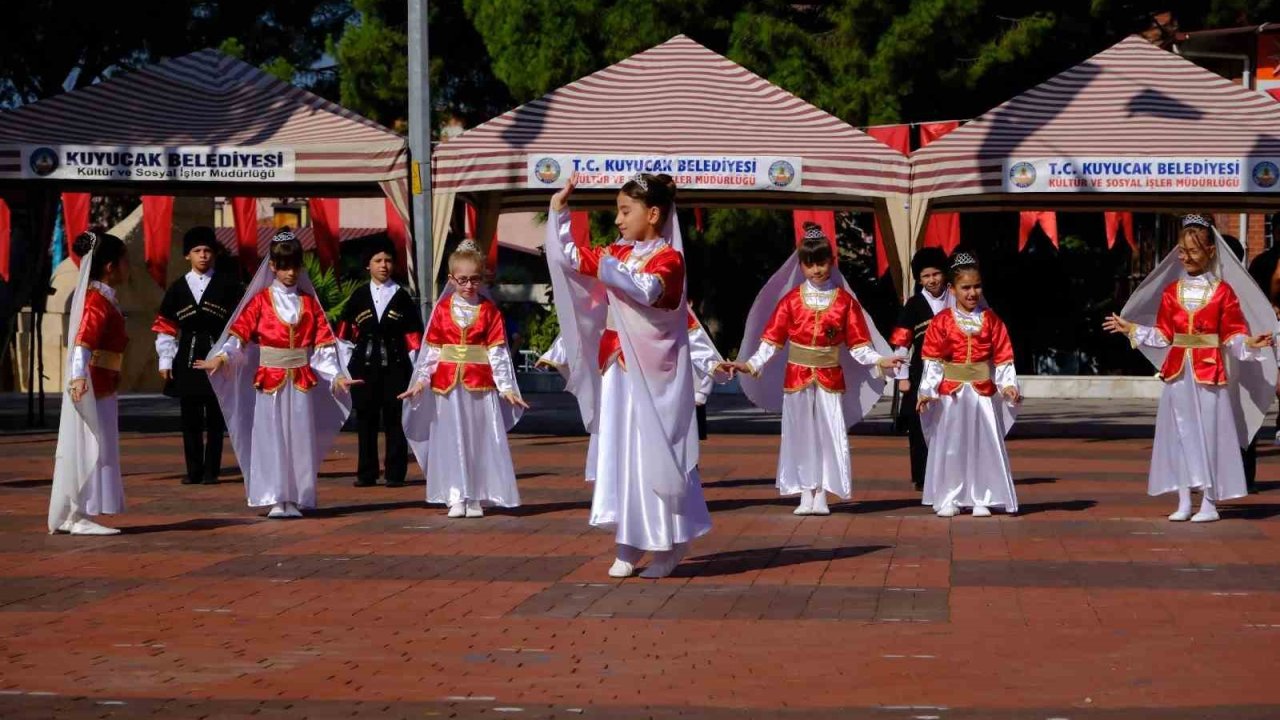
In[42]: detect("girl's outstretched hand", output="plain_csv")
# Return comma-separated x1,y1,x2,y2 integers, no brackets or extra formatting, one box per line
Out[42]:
503,392,530,409
397,380,426,400
1246,333,1275,349
1101,313,1131,335
915,395,936,414
1001,386,1022,406
550,176,578,212
193,355,226,374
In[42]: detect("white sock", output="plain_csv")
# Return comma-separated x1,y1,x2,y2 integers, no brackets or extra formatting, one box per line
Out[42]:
1176,487,1192,516
1198,494,1216,515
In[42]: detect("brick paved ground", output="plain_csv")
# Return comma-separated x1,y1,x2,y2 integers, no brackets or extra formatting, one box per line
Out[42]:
1,423,1279,718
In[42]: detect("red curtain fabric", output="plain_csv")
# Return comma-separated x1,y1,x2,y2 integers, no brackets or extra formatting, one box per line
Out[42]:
384,198,409,271
231,197,259,274
1104,211,1134,250
309,198,341,270
866,125,911,277
694,207,705,232
1018,211,1059,251
141,196,174,287
792,210,838,254
62,192,91,262
0,198,9,282
462,202,501,271
918,121,962,254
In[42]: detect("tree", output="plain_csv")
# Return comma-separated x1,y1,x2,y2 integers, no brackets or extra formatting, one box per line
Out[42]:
0,0,351,107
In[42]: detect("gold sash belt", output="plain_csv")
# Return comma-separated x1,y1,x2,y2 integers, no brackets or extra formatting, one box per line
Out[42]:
259,346,310,369
787,343,841,368
441,344,490,364
1172,333,1219,348
88,350,123,372
942,361,991,383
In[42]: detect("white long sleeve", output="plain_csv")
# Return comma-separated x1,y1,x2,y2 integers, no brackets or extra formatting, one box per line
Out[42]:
215,335,245,365
538,335,568,368
918,359,943,399
69,346,90,381
1129,324,1170,349
156,333,178,372
995,362,1018,393
415,345,442,383
849,344,885,378
310,344,342,384
488,345,520,395
744,342,779,375
892,346,910,381
1225,334,1268,362
598,255,664,306
549,209,582,271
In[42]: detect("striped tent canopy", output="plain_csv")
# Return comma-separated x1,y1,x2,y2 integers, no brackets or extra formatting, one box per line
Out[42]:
912,35,1280,215
0,49,408,199
433,34,911,212
212,226,386,256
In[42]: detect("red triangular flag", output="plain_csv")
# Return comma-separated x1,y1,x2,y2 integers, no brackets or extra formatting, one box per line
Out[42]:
1019,211,1059,251
141,196,174,287
309,198,341,270
918,122,963,254
62,192,91,263
1104,212,1134,250
231,198,259,274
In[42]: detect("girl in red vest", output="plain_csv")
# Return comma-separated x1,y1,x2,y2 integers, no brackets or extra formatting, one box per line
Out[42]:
49,230,131,535
730,225,902,516
198,232,358,519
400,240,528,518
1105,216,1276,522
916,253,1021,517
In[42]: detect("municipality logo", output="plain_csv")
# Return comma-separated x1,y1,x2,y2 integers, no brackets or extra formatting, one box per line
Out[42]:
768,160,796,187
1253,161,1278,189
534,157,561,184
29,147,59,177
1009,162,1036,189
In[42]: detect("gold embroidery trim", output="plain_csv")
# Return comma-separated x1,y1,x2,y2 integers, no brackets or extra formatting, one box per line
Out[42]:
1172,333,1219,348
259,346,310,369
88,350,123,372
440,344,490,364
787,343,840,368
942,362,991,383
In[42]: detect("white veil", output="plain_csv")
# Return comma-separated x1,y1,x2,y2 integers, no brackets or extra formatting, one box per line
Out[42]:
545,204,698,501
205,242,352,486
48,246,102,533
1120,223,1279,446
401,285,523,473
737,253,890,429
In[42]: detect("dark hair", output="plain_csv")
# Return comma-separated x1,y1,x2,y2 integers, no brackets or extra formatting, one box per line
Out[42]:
1249,247,1280,302
363,238,397,267
910,247,948,282
1221,233,1245,263
72,229,126,281
797,224,834,266
269,230,303,270
619,173,677,224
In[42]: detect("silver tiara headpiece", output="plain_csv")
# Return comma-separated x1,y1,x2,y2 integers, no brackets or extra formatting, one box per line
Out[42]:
1182,214,1213,229
456,238,481,254
271,229,297,244
802,225,828,242
629,173,649,192
84,230,99,252
951,252,978,269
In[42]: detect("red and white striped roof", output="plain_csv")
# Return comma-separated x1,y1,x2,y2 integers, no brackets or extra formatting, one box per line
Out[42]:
213,226,386,256
0,50,406,186
912,35,1280,202
433,35,910,210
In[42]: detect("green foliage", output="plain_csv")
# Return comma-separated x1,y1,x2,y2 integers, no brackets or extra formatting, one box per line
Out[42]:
304,252,362,324
523,306,561,355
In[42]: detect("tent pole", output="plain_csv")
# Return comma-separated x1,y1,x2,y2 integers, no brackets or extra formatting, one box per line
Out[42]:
407,0,434,317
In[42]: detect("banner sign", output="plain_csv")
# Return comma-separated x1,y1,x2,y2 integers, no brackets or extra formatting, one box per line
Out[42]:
1004,157,1280,193
21,145,296,182
526,154,802,190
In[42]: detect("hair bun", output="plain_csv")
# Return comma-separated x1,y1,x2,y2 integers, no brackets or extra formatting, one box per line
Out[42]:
71,230,99,258
654,173,676,201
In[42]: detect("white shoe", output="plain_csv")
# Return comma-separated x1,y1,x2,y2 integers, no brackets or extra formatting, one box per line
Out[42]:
936,504,960,518
283,503,303,518
68,518,120,536
810,492,831,516
971,505,992,517
465,500,484,518
608,559,635,578
1190,510,1220,523
55,518,75,534
794,490,815,516
1168,509,1192,522
267,503,288,519
447,503,465,518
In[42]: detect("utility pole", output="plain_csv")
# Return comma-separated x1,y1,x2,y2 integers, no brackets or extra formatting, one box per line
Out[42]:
407,0,433,315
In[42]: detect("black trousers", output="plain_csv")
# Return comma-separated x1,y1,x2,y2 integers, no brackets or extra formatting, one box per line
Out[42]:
354,374,409,484
1244,436,1258,494
180,395,225,483
696,403,708,440
898,388,927,491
